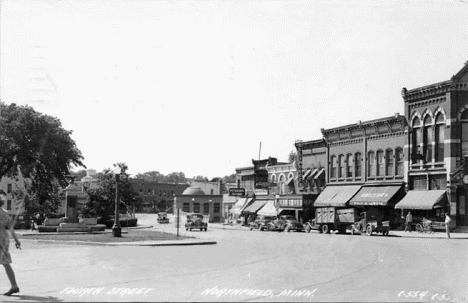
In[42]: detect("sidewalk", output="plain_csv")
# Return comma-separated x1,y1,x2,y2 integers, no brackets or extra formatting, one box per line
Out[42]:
209,223,468,239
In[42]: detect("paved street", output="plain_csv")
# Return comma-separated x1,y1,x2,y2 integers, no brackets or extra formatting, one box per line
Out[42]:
2,214,467,302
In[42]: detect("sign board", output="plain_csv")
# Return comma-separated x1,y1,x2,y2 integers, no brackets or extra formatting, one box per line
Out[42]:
229,188,245,196
254,189,269,196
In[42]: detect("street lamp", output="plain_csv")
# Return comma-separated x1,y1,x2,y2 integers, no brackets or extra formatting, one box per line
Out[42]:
112,166,122,237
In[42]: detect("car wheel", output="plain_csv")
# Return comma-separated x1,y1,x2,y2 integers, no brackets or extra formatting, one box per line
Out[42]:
365,225,372,236
321,224,329,234
185,228,188,231
190,228,192,231
305,225,311,233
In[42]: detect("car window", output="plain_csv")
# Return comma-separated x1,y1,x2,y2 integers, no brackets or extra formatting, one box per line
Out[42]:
284,215,296,220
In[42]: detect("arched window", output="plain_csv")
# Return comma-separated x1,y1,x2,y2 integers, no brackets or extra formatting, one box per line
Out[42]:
368,151,375,177
346,154,353,178
355,152,362,177
376,150,384,176
271,174,276,184
395,148,404,175
339,155,345,178
435,113,445,162
330,155,337,179
386,149,394,176
412,117,421,164
423,115,433,162
461,110,468,157
278,175,285,195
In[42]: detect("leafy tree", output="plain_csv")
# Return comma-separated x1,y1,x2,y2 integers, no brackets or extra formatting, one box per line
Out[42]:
71,169,88,181
288,150,297,163
193,175,208,182
11,180,64,216
222,174,236,183
0,102,85,198
134,171,162,181
82,163,139,221
165,172,186,183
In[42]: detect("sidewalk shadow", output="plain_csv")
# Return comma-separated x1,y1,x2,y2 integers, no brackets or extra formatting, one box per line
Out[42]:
9,294,62,302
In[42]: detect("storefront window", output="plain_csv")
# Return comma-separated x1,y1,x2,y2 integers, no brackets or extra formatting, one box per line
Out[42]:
410,175,427,191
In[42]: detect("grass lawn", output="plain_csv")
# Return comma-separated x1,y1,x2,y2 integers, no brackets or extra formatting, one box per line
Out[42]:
20,229,193,242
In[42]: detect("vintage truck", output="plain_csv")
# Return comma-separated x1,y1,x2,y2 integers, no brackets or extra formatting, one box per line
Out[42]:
315,207,358,234
350,209,391,236
157,212,170,224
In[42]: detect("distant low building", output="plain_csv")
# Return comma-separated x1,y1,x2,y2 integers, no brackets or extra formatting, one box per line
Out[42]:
174,187,223,223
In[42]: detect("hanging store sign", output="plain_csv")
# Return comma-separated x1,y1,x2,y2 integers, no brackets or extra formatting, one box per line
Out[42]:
254,189,269,196
229,188,245,196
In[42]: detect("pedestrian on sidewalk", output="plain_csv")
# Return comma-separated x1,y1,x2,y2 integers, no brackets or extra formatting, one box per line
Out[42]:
405,211,413,232
0,193,21,296
445,213,452,239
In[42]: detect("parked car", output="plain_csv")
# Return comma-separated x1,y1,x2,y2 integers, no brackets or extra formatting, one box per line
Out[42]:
157,212,170,224
185,213,208,231
267,215,304,232
249,215,276,231
9,214,31,230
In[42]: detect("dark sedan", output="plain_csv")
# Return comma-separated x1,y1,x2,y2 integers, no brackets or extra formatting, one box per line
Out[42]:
249,215,277,231
267,215,304,232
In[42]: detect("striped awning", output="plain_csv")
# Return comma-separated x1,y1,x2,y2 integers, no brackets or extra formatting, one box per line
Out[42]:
314,185,361,207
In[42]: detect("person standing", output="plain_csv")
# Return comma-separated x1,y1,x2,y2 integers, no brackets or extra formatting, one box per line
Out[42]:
405,211,413,232
0,194,21,296
445,213,452,239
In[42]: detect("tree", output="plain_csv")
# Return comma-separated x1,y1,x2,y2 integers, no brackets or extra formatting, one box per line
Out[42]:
165,172,186,183
288,150,297,163
193,175,208,182
134,171,162,181
222,174,236,183
0,102,85,199
83,163,139,221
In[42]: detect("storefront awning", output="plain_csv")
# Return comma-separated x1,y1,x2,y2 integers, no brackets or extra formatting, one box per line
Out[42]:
395,190,448,210
302,169,312,179
314,168,325,180
230,198,253,215
349,185,402,206
286,175,295,185
242,199,268,214
257,200,277,216
314,185,361,207
308,169,318,179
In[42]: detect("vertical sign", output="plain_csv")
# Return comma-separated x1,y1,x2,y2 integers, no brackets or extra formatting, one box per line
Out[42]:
460,196,466,215
297,144,303,189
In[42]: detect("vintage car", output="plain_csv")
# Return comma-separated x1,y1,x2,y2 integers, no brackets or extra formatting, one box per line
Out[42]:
267,215,304,232
185,213,208,231
249,215,277,231
157,212,170,224
350,210,391,236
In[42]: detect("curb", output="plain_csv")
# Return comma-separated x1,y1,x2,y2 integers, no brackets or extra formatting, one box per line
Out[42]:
21,238,217,247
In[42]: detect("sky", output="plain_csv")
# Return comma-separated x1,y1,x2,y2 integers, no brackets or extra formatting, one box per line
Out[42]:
1,0,468,179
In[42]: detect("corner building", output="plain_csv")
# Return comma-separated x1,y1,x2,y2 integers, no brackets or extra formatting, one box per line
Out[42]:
402,62,468,227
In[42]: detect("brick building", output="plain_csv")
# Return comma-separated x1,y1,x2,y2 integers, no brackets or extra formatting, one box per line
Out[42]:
400,62,468,227
173,187,223,223
130,179,189,212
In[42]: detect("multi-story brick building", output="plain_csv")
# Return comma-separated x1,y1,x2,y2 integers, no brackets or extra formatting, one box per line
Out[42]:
399,61,468,227
130,179,189,212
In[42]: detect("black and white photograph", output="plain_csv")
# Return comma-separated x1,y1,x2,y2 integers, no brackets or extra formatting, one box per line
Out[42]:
1,0,468,302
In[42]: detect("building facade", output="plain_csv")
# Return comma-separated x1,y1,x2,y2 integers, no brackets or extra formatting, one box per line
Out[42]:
402,62,468,227
173,187,223,223
130,179,190,212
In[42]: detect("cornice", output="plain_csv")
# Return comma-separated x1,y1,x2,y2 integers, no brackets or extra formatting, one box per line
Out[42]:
367,131,407,141
408,96,446,109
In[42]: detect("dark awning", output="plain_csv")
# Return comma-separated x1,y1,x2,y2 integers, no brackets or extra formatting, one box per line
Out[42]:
395,190,448,210
313,185,361,207
349,185,402,206
242,199,268,214
314,168,325,180
286,175,295,185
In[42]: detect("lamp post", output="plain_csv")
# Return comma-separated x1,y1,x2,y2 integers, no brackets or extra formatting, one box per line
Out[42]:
112,166,122,237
